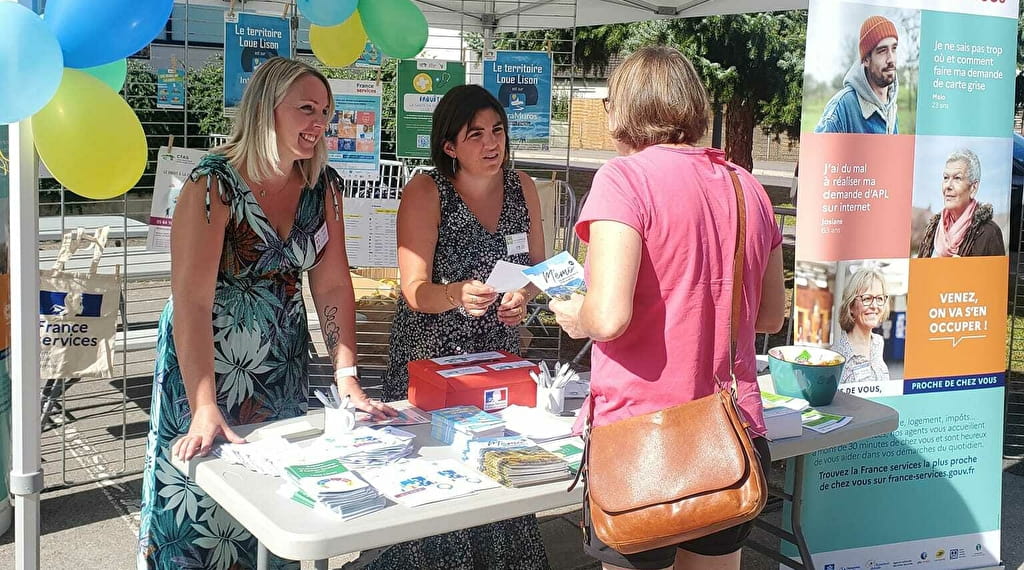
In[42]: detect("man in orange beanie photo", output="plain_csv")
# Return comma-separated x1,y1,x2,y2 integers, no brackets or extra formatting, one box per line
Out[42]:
815,15,899,134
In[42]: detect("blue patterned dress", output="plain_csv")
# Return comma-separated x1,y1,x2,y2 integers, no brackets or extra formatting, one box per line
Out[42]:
137,155,339,570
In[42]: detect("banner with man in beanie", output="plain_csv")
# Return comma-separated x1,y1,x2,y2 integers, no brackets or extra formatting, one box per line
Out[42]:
791,0,1017,568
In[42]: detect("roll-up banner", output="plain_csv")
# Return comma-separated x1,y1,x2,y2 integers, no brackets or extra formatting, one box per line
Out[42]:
792,1,1017,568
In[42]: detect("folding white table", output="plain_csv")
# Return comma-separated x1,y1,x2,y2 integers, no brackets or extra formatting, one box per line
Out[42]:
171,392,897,570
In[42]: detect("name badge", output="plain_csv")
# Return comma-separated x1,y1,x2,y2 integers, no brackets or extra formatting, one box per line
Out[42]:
504,232,528,255
851,360,874,383
314,222,330,253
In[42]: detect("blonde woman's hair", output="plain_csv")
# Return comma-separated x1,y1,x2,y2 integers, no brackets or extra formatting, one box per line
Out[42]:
213,57,333,187
606,45,710,151
838,268,890,333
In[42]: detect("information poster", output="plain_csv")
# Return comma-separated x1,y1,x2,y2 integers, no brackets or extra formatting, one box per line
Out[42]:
483,50,552,150
396,60,466,159
156,67,185,110
342,198,399,267
147,146,206,252
791,1,1016,568
223,11,292,115
327,79,382,181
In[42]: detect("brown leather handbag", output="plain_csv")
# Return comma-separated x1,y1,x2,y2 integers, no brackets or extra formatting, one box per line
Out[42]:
570,164,768,555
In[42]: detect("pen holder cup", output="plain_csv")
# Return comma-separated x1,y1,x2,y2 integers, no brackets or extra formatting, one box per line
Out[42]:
536,385,565,415
323,405,356,436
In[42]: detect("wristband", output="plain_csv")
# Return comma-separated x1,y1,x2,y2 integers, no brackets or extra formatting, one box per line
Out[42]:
334,365,358,379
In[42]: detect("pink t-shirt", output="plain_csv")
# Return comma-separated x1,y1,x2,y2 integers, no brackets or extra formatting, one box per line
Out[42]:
575,146,781,436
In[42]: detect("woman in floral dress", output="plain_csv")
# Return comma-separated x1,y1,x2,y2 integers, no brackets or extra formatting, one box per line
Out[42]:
137,58,395,570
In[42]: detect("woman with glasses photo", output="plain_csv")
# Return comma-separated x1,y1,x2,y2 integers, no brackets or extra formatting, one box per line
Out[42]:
833,267,891,384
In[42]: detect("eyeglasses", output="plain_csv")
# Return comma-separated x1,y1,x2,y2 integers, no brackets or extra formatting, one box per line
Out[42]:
855,294,889,307
602,97,610,113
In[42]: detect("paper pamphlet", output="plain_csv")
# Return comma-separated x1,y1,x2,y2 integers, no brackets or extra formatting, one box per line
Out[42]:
430,351,505,365
485,260,531,292
522,251,586,299
801,408,852,433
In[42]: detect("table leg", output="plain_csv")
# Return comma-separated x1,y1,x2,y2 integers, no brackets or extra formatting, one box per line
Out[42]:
790,456,816,570
312,560,329,570
256,541,269,570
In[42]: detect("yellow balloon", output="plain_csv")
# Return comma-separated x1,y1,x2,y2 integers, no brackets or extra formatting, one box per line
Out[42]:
31,69,147,200
310,12,368,67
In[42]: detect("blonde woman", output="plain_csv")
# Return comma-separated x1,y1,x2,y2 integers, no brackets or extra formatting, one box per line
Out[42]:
833,268,891,384
138,58,394,570
550,46,785,570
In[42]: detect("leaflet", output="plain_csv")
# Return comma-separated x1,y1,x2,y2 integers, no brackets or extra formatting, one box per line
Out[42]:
800,408,852,433
522,251,586,300
358,458,500,507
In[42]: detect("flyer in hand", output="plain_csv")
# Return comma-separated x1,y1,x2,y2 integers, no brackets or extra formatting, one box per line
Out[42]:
522,251,586,300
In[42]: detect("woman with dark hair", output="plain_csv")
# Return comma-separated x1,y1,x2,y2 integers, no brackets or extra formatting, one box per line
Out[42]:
365,84,550,568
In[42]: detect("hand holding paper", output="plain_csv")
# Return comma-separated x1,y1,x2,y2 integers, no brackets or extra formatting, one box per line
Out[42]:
485,260,531,292
522,251,586,300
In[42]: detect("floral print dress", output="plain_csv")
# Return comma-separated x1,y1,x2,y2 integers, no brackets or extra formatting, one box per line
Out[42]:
137,155,339,570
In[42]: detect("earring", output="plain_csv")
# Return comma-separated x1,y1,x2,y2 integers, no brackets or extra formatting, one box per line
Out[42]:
451,155,458,173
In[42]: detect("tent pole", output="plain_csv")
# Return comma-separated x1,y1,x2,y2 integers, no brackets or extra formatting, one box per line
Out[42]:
10,118,42,570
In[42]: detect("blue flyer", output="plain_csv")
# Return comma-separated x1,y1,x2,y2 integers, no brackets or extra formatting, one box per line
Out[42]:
223,11,292,115
156,68,185,110
326,79,382,181
483,50,552,151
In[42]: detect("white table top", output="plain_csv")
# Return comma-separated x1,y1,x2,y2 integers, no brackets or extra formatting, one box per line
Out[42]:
172,393,898,562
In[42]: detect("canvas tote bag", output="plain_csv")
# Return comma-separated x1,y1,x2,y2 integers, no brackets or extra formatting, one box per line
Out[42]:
570,163,768,554
39,227,122,379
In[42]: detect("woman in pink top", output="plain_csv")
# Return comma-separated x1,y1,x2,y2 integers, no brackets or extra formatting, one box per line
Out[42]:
550,46,786,570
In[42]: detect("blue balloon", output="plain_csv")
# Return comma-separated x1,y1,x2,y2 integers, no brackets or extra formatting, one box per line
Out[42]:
298,0,358,27
0,3,64,124
44,0,174,69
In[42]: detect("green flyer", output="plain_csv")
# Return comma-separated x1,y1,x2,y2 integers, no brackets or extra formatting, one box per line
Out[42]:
396,60,465,159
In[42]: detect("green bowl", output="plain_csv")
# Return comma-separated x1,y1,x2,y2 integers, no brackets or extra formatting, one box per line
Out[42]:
767,346,846,407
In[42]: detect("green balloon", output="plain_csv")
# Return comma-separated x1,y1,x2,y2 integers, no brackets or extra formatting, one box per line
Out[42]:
81,59,128,92
358,0,428,59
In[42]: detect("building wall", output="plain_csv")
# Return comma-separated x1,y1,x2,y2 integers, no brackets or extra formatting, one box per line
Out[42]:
569,97,801,163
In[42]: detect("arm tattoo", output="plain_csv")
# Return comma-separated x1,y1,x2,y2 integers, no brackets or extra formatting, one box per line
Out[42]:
322,305,341,356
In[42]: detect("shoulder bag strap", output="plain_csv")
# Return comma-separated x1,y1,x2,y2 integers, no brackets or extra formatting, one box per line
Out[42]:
726,166,747,389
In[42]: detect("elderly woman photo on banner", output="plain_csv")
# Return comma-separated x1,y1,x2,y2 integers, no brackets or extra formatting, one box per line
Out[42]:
911,137,1010,258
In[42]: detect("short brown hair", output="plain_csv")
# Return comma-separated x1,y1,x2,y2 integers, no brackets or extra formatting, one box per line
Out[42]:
606,46,710,150
430,85,510,179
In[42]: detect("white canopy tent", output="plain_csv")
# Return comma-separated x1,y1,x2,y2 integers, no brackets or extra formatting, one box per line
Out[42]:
7,1,807,569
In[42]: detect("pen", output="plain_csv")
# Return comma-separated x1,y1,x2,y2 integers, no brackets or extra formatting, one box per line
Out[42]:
313,389,334,409
330,383,341,408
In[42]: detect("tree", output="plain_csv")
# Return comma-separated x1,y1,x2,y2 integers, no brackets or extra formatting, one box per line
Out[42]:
626,12,806,170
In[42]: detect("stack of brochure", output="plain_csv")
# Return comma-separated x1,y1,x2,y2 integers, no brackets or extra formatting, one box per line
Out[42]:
430,406,506,446
304,426,416,467
214,436,299,477
481,445,573,487
761,392,808,440
281,458,386,520
496,405,574,443
461,434,537,469
538,437,585,475
358,458,501,508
